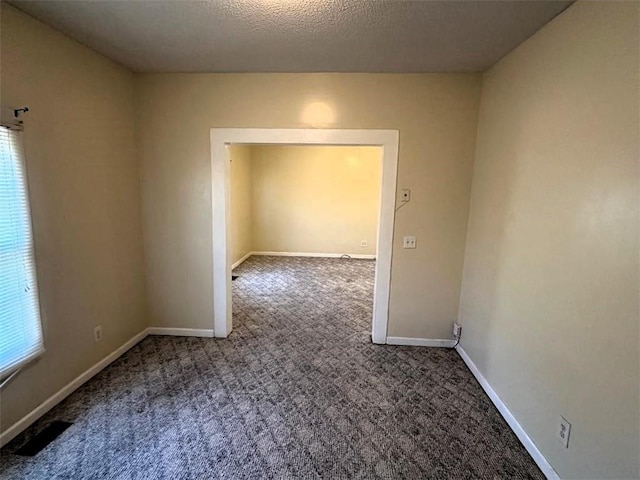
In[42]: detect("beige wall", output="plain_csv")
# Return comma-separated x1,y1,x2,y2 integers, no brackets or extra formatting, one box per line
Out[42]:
458,2,639,479
250,145,381,256
136,73,482,337
0,5,147,431
229,145,252,265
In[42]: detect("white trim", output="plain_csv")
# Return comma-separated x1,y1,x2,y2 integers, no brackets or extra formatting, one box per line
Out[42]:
0,326,221,448
0,328,149,448
147,327,214,338
386,336,455,348
455,345,561,480
211,128,399,343
212,137,232,338
251,251,376,260
231,251,252,270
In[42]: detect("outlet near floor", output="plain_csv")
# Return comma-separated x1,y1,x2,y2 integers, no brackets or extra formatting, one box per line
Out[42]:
557,416,571,448
453,323,462,338
94,325,103,343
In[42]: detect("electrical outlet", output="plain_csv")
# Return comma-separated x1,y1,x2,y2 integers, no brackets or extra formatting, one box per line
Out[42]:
403,236,416,249
94,325,102,343
360,240,368,247
557,416,571,448
401,188,411,202
453,323,462,338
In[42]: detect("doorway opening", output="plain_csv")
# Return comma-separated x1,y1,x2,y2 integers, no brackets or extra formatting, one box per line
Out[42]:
211,129,399,344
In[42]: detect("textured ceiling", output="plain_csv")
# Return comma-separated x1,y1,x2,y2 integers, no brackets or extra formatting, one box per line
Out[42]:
8,0,573,73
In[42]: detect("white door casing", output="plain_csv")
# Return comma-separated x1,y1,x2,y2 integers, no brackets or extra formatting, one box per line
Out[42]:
211,128,399,344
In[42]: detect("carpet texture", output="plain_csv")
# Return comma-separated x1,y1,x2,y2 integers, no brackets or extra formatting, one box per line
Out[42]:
1,256,544,479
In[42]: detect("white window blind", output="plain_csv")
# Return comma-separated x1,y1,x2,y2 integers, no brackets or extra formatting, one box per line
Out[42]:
0,126,44,379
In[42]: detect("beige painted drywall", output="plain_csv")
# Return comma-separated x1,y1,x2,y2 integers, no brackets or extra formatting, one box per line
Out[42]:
229,145,252,265
458,1,639,478
249,145,381,256
0,4,147,432
136,73,482,338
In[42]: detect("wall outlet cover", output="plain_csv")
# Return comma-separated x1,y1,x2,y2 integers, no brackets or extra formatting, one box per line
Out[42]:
453,323,462,338
557,416,571,448
402,236,416,249
94,325,102,343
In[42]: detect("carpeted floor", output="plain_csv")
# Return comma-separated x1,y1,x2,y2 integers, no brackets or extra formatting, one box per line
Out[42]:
0,256,544,479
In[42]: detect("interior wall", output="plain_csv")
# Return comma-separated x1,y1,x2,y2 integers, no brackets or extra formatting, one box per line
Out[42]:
229,145,252,265
0,5,147,432
249,145,381,256
458,2,639,478
136,73,482,338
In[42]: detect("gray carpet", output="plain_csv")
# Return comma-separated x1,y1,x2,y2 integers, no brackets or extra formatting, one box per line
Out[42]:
1,256,544,479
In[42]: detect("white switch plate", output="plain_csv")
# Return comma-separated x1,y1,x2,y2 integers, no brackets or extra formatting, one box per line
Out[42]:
403,236,416,249
360,240,368,247
557,416,571,448
401,188,411,202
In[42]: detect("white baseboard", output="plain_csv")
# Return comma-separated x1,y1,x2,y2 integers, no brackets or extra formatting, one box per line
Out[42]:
455,345,560,480
386,336,455,348
252,251,376,260
231,251,252,270
147,327,214,338
0,328,149,448
0,326,218,447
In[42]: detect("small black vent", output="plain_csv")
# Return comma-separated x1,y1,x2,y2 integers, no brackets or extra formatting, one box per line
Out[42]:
15,421,73,456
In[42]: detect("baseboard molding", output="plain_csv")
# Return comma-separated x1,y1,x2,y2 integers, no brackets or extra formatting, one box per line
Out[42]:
252,251,376,260
386,336,455,348
147,327,214,338
0,326,218,448
0,328,149,448
231,251,252,270
455,345,560,480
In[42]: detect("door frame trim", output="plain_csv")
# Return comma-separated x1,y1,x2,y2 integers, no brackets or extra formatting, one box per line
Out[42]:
210,128,399,343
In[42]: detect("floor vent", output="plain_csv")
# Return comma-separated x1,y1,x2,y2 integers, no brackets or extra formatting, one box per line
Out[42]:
15,421,73,456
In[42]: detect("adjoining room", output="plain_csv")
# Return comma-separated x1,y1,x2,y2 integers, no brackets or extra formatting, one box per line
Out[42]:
229,144,382,342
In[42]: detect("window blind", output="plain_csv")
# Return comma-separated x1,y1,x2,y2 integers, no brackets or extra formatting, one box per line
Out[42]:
0,126,44,379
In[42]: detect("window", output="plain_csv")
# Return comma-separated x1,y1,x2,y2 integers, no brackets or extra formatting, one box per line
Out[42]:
0,125,44,379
